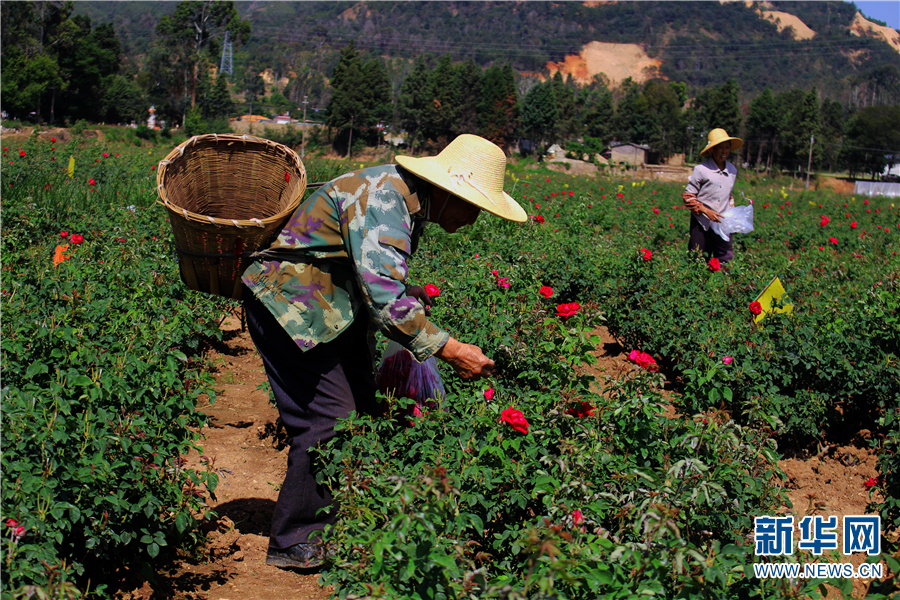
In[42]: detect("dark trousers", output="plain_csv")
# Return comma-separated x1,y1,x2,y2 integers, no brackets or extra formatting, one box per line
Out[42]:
688,214,734,263
243,290,380,549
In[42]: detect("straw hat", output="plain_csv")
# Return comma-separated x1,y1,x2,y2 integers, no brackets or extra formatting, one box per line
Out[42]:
700,128,744,156
395,134,527,222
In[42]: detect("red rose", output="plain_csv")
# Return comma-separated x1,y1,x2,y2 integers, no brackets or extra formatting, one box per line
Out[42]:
19,151,25,157
628,350,658,372
60,231,68,238
88,178,96,186
424,283,441,297
850,221,858,229
653,207,660,214
864,477,879,489
749,301,763,316
484,387,495,400
500,407,529,434
50,138,56,142
572,509,584,526
532,215,545,224
820,216,830,227
102,152,109,158
70,234,84,244
640,248,652,262
556,302,581,319
538,285,554,299
829,237,838,245
5,519,18,528
566,401,594,418
708,258,721,272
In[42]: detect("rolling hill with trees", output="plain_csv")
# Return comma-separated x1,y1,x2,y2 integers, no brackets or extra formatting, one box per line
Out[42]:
2,0,897,178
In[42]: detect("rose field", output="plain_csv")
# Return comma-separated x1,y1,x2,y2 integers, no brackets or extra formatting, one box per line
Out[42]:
1,132,899,599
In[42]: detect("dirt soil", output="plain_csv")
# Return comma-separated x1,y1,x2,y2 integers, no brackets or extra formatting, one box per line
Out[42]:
115,318,888,599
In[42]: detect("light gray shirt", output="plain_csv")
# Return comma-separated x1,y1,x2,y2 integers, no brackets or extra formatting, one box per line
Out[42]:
685,158,737,230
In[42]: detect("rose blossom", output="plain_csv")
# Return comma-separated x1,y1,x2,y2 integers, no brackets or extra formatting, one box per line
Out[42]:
566,401,594,418
70,234,84,244
88,178,96,186
640,248,652,262
749,301,763,316
829,237,838,245
722,356,734,365
864,477,879,489
60,231,68,238
500,407,529,434
484,388,495,401
820,216,830,227
532,215,545,224
555,302,581,319
572,509,584,526
538,285,554,299
628,350,658,372
708,258,721,272
850,221,858,229
424,283,441,297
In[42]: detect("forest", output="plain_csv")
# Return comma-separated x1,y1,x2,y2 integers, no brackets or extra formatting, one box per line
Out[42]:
1,0,898,178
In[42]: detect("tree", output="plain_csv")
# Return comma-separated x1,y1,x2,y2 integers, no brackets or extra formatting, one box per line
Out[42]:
397,54,433,153
550,71,578,142
453,59,482,137
818,98,844,173
150,0,250,123
325,43,391,153
207,74,234,119
641,80,682,159
423,55,458,147
612,77,651,144
843,105,900,179
745,88,778,172
584,87,614,146
100,75,147,124
478,64,518,152
521,80,557,158
703,78,742,145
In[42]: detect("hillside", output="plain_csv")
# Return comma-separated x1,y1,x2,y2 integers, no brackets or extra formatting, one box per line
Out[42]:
70,0,900,101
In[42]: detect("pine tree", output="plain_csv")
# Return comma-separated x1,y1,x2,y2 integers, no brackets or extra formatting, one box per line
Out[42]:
424,55,458,147
745,88,776,171
478,64,518,152
521,81,557,157
584,87,614,145
208,73,234,119
397,54,433,153
453,59,482,137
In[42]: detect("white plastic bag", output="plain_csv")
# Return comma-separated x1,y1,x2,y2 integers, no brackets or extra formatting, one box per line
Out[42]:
710,200,754,241
375,341,445,417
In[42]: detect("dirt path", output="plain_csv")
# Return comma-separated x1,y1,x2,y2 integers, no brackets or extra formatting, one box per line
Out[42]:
117,319,885,599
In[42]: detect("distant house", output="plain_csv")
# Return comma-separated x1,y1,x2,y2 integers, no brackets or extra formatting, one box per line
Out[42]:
610,142,651,166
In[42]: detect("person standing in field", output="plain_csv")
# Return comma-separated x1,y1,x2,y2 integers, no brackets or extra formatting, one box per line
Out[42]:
240,134,527,569
683,128,743,263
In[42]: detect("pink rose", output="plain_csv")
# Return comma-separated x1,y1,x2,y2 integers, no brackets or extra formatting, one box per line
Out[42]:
628,350,658,372
500,407,529,434
572,509,584,526
722,356,734,365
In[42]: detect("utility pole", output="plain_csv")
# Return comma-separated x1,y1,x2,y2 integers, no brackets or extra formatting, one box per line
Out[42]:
805,135,814,189
301,96,308,159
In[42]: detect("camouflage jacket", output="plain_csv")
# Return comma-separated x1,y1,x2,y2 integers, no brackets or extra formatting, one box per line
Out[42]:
242,164,449,362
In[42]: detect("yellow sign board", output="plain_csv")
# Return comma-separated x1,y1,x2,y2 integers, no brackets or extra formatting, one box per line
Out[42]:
753,276,793,323
68,156,75,178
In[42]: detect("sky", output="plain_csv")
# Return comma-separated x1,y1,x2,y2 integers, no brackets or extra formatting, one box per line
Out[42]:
852,1,900,30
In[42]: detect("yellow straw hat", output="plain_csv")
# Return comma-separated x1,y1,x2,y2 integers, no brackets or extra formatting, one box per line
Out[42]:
395,134,527,223
700,128,744,157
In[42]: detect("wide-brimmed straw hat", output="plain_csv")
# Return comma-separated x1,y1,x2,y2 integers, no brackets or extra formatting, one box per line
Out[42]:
700,128,744,156
395,134,527,222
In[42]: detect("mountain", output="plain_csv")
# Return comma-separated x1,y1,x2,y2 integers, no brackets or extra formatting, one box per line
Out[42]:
72,0,899,102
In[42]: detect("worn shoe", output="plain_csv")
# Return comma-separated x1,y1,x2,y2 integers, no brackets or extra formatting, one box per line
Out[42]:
266,542,324,569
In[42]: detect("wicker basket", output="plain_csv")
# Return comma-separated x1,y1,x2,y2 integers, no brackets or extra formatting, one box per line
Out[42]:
157,134,307,300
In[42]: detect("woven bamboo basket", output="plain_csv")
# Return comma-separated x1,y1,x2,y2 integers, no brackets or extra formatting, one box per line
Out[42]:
157,134,306,300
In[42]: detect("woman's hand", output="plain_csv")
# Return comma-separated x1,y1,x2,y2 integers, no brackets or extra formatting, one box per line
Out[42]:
436,337,494,380
703,206,723,223
406,285,432,316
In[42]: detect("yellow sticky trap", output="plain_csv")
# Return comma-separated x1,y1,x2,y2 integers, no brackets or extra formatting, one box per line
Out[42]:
753,276,793,323
68,156,75,178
